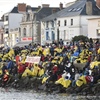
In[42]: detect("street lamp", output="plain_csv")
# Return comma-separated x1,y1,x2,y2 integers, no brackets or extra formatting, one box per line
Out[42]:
54,18,59,45
57,21,60,46
32,17,34,45
57,26,59,45
32,13,36,46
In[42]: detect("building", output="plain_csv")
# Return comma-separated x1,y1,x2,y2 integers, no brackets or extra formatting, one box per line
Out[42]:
41,0,100,45
3,3,29,47
88,18,100,40
19,5,39,46
9,28,20,47
0,20,4,47
0,28,4,47
20,4,61,45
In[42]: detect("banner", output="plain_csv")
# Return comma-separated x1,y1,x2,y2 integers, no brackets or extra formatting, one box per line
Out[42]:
25,56,41,63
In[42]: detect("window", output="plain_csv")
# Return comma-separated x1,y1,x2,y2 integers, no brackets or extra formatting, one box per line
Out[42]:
46,22,49,28
5,16,8,21
5,28,8,33
68,9,73,12
71,19,73,26
46,32,49,40
23,28,26,37
72,8,77,11
58,21,60,26
64,20,67,26
76,7,82,11
52,31,55,41
51,21,54,27
97,29,100,36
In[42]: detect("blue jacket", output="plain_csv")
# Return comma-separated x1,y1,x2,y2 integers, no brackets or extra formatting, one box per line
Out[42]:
7,61,14,69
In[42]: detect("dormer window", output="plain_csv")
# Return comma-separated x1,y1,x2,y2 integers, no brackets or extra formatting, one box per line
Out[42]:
27,13,30,21
68,9,73,12
76,7,82,11
72,8,77,11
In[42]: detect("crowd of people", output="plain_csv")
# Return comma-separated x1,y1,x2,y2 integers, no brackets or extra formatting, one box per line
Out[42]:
0,39,99,94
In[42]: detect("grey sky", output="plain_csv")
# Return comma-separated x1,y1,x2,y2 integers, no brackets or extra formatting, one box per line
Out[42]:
0,0,75,18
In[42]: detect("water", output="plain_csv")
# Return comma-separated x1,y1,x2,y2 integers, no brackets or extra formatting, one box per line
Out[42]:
0,88,99,100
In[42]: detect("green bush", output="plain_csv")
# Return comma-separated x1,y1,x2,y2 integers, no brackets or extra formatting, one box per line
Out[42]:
72,35,89,42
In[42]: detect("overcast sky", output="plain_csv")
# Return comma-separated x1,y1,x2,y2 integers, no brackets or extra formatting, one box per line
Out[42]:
0,0,75,18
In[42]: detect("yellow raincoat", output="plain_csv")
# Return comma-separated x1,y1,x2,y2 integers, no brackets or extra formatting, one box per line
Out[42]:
43,48,50,56
55,78,71,88
22,68,32,77
38,69,44,77
90,61,100,69
98,48,100,54
32,64,40,76
42,76,49,84
76,75,87,87
0,70,2,75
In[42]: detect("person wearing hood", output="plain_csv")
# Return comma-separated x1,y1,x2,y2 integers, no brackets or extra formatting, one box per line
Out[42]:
72,70,80,87
50,45,54,56
65,62,71,73
46,65,59,83
6,58,14,74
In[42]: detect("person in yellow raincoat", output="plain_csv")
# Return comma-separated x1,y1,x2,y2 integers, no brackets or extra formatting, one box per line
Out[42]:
98,48,100,54
76,75,87,87
22,67,32,77
31,64,40,76
38,66,44,77
55,71,71,88
43,46,50,57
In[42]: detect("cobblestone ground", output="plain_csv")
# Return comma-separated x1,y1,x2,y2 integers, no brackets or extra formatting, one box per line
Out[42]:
0,88,99,100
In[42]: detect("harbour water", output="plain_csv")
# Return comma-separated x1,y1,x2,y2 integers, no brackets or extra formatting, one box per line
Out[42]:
0,88,99,100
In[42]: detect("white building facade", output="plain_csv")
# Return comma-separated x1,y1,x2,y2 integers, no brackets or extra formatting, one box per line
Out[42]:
88,18,100,40
41,0,100,45
58,16,100,40
3,3,27,47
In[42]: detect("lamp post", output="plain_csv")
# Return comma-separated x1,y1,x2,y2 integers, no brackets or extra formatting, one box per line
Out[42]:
57,21,60,46
32,13,36,46
54,18,59,45
57,26,59,45
32,17,34,45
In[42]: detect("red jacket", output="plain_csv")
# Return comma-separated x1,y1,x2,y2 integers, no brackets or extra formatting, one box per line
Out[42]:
18,64,26,74
52,66,59,74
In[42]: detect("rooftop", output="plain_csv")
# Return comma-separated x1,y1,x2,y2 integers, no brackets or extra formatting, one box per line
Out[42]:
42,0,100,22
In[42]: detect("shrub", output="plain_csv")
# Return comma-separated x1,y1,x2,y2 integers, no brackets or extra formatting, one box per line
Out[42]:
72,35,89,42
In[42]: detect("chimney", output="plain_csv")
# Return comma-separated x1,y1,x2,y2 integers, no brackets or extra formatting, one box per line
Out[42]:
96,0,100,8
59,2,63,10
42,4,50,8
38,6,41,9
27,5,32,12
18,3,26,12
86,0,92,15
52,9,57,14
